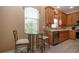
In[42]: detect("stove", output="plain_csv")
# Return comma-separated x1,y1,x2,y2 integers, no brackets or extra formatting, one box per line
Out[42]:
76,21,79,40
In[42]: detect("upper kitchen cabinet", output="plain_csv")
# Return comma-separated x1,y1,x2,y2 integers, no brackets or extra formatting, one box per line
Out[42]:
45,7,54,25
67,14,72,25
62,13,67,26
72,13,77,25
58,11,67,27
45,6,67,28
56,10,68,27
67,12,77,25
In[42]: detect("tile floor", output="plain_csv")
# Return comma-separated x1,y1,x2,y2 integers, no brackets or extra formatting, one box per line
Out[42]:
46,39,79,53
4,39,79,53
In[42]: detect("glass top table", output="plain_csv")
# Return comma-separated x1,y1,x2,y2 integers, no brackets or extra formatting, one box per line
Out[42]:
27,32,45,53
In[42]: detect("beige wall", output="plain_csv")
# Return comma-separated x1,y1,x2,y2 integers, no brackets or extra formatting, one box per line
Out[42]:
40,6,45,31
0,6,45,52
0,7,25,52
0,8,5,51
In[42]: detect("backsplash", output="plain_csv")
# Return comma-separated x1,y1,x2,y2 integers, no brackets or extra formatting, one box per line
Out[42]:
66,26,72,30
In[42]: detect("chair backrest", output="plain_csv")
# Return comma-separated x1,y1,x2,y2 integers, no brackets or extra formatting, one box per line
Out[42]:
13,30,18,41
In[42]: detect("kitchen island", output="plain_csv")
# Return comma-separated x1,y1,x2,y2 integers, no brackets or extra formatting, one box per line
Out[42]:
47,28,76,45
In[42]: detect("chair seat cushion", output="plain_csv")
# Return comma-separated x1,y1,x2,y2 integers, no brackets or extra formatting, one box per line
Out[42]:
16,39,29,45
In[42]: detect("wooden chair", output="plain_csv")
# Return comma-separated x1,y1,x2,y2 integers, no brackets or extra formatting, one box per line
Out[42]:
42,32,50,52
43,26,50,49
13,30,30,53
38,31,49,53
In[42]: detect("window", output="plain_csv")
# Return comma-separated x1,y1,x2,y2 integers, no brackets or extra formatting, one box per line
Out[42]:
24,7,40,34
51,17,58,28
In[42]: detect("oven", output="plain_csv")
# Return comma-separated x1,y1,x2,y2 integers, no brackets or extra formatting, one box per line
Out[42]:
76,30,79,41
76,31,79,39
76,21,79,41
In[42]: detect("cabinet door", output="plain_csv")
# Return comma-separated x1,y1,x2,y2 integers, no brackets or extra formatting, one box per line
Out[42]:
72,13,77,25
64,31,68,40
69,31,76,40
45,7,54,25
67,13,77,25
47,32,53,45
67,14,72,25
58,12,67,27
58,12,62,26
62,13,67,26
59,31,68,42
59,31,65,42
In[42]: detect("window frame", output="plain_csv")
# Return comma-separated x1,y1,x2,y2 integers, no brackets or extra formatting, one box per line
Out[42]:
24,7,40,34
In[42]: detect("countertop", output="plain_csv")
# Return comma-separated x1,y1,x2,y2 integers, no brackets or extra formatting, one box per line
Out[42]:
49,28,75,32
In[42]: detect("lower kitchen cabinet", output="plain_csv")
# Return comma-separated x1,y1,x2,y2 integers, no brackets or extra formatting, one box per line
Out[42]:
59,31,68,42
69,31,76,40
48,31,68,45
47,32,53,45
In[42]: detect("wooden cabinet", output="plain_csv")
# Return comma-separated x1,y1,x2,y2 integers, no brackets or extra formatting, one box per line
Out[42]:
58,12,62,26
47,32,53,45
47,31,69,45
59,31,68,42
67,14,72,25
72,13,77,25
58,12,67,27
62,13,67,26
45,6,67,28
67,13,77,25
45,7,54,25
69,31,76,40
59,31,64,42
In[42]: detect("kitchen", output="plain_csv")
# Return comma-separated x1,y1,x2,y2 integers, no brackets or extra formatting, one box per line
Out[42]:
0,6,79,53
45,6,79,46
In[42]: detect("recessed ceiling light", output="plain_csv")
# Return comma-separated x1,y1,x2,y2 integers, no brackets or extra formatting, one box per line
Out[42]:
70,6,74,8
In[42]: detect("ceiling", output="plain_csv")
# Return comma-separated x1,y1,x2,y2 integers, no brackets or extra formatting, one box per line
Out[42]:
53,6,79,14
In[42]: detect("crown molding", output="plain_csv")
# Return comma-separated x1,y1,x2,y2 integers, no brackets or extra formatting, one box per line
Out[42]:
66,10,79,14
52,6,67,14
52,6,79,14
